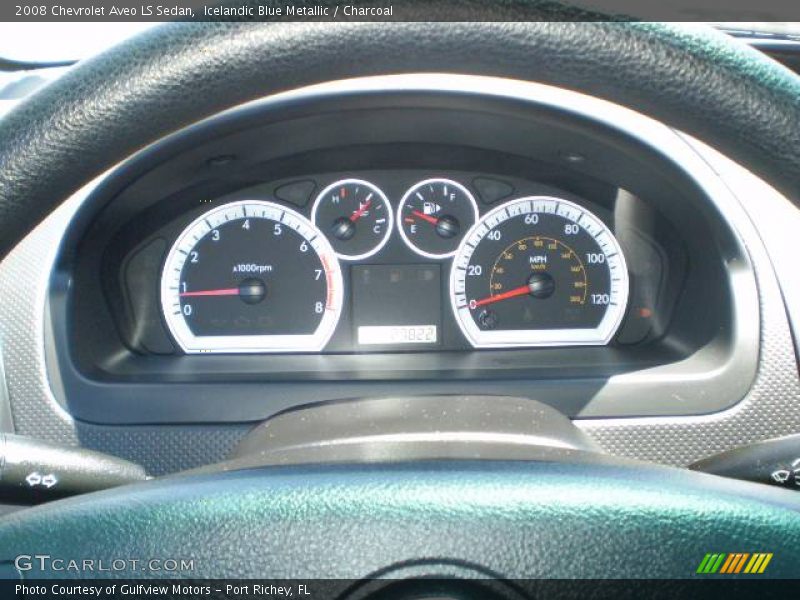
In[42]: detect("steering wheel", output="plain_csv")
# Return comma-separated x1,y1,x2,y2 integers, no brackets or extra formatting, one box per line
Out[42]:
1,13,800,583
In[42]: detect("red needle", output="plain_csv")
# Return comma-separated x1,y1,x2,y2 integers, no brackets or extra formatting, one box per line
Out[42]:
179,288,239,297
411,210,439,226
471,285,530,308
349,198,372,222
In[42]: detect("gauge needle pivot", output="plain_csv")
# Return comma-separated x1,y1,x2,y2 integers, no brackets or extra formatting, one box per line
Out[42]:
471,272,555,308
410,210,460,239
179,278,267,304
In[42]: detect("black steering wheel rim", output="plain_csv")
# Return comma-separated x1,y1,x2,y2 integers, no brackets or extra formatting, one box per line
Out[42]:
2,12,800,582
0,16,799,260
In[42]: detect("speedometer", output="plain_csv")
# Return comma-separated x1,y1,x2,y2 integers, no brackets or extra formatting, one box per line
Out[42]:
450,196,628,348
160,200,343,353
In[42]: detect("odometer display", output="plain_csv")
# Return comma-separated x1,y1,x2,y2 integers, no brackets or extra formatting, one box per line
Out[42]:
450,196,628,347
161,200,342,353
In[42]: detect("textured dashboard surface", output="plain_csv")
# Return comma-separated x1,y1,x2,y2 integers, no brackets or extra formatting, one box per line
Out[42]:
579,139,800,465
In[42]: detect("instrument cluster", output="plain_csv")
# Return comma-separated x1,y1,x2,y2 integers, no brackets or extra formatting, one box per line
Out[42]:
158,173,640,354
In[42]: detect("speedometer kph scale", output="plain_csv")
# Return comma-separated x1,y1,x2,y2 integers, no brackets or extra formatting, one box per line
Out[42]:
450,197,629,348
161,200,343,353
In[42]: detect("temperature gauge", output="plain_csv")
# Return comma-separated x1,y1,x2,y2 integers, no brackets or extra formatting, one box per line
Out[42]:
311,179,393,260
398,178,479,258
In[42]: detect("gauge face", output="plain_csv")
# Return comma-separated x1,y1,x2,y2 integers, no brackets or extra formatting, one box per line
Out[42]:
161,200,343,353
397,178,479,258
450,196,628,347
311,179,393,260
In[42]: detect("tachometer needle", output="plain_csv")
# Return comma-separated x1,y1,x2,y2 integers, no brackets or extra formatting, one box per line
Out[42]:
411,210,439,225
470,285,530,308
349,198,372,222
179,288,240,297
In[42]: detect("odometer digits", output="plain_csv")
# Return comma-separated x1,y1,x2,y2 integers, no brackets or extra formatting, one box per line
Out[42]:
450,196,628,347
161,200,342,353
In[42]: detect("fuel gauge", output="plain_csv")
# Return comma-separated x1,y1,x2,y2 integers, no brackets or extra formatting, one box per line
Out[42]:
398,178,479,258
312,179,393,260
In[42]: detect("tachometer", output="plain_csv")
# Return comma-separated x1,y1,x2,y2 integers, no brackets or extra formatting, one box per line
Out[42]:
160,200,343,353
450,196,628,347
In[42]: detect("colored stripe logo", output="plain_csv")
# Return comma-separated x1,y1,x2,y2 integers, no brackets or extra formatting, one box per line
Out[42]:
696,553,773,574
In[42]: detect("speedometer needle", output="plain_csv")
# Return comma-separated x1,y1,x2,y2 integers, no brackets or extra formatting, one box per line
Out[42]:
470,285,531,308
179,288,239,297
